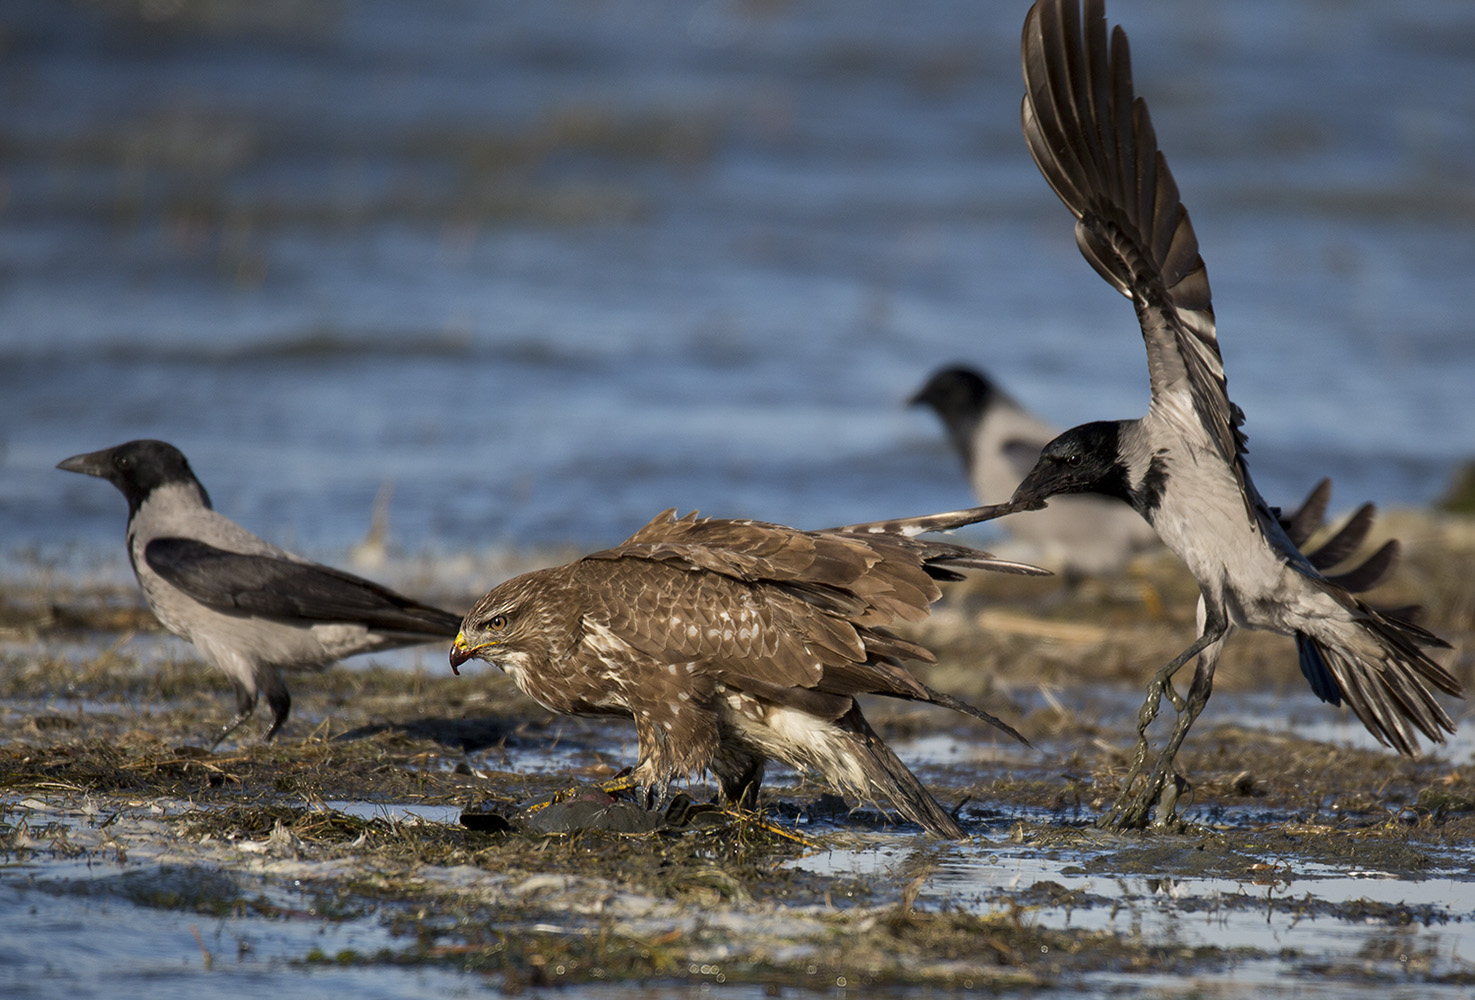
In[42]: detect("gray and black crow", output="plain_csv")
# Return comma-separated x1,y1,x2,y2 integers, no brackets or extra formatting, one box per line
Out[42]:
59,439,464,747
909,367,1384,586
1005,0,1461,827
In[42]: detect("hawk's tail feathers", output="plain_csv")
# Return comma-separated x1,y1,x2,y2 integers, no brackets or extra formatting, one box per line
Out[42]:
840,710,968,839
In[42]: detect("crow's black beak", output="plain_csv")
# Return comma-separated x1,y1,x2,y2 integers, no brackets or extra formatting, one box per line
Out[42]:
1010,468,1054,513
57,449,113,478
971,497,1045,521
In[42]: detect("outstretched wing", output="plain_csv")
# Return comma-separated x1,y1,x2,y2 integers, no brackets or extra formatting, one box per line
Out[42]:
1021,0,1245,499
145,537,462,636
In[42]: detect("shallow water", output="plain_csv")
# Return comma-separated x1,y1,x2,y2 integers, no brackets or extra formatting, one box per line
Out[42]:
0,880,481,1000
798,833,1475,987
3,0,1473,571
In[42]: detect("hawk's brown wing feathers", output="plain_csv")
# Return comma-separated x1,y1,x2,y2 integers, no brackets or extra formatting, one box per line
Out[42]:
594,510,944,626
579,512,1024,742
457,510,1036,836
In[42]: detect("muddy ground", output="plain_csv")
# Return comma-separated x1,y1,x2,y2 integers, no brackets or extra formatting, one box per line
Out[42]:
3,511,1475,995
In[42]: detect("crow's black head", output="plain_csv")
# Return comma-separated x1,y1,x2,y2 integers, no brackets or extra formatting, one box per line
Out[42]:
1011,421,1134,507
910,365,1002,427
909,365,1010,466
58,439,209,514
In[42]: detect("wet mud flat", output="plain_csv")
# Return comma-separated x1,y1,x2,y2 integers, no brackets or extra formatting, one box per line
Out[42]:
3,514,1475,997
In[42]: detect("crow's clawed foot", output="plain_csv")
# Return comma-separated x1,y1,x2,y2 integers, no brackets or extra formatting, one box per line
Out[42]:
1098,764,1191,831
1098,685,1169,829
1098,772,1157,830
1096,685,1190,830
1100,633,1221,831
208,711,252,751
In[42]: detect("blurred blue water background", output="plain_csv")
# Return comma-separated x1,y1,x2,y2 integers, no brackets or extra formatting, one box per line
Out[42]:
3,0,1473,570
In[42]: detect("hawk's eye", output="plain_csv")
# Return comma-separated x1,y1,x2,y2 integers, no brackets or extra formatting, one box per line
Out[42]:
488,614,508,631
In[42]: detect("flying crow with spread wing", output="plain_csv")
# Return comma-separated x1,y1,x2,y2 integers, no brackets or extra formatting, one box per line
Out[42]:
1005,0,1460,827
59,439,464,747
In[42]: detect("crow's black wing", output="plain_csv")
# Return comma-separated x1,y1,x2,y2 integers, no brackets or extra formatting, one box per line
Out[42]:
146,537,462,635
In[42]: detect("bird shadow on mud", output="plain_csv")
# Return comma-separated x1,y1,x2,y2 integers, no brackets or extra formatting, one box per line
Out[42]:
334,714,521,753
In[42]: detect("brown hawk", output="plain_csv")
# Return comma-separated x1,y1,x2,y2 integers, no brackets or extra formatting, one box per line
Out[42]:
449,504,1047,839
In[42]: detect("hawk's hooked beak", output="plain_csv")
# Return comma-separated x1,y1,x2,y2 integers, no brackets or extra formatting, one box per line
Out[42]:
450,632,473,675
450,632,499,675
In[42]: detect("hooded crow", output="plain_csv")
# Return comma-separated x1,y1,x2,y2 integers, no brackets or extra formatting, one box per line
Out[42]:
59,439,464,747
910,366,1385,585
911,364,1162,576
450,503,1045,839
1007,0,1461,827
